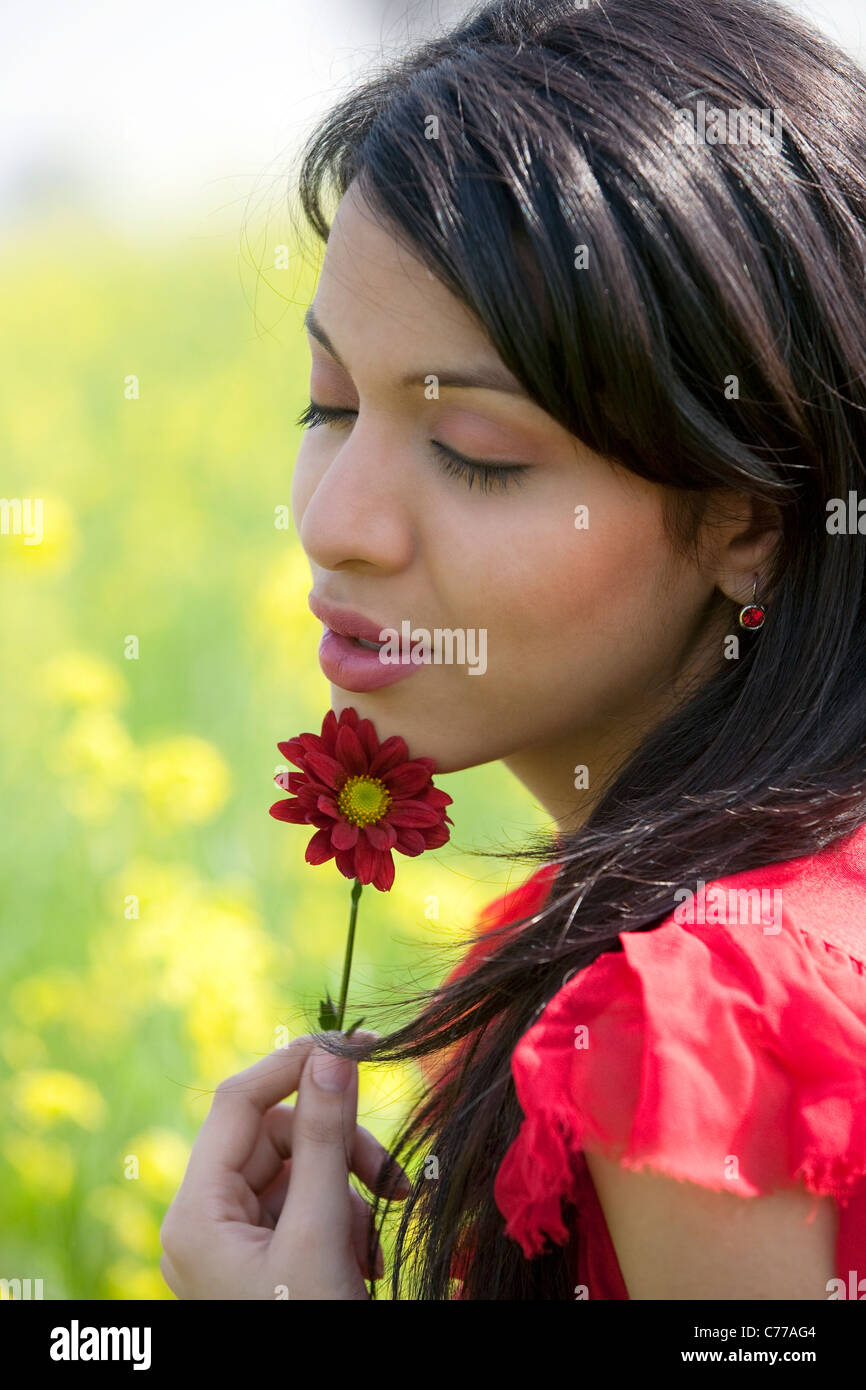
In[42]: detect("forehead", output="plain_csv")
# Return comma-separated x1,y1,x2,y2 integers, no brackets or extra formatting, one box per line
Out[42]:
315,180,508,365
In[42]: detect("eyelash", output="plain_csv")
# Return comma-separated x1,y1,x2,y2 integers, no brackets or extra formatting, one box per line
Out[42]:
294,400,530,494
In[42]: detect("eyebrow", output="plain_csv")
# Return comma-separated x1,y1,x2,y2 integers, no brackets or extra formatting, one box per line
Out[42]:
303,305,527,397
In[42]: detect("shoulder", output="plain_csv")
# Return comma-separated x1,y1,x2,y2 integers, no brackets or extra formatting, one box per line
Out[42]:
582,1148,838,1298
493,825,866,1292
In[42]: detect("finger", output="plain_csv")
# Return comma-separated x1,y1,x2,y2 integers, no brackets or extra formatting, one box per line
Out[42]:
258,1160,291,1228
273,1041,359,1258
241,1105,295,1193
241,1102,411,1200
183,1032,378,1185
159,1251,181,1298
259,1168,386,1281
257,1163,392,1274
348,1185,383,1281
184,1038,320,1184
353,1125,411,1201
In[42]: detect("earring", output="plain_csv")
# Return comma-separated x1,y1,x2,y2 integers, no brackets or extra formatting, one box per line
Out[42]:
738,573,766,630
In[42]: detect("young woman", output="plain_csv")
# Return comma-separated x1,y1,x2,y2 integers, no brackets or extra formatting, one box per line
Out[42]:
159,0,866,1300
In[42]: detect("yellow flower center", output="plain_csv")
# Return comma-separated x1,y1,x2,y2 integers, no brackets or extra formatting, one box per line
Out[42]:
337,775,392,827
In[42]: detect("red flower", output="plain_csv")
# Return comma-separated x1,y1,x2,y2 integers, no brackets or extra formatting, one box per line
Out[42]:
270,706,453,891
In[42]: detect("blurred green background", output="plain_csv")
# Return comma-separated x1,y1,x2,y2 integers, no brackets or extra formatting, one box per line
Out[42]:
0,215,547,1298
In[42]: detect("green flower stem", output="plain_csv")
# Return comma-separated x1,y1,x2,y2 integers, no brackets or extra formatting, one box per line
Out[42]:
335,877,363,1031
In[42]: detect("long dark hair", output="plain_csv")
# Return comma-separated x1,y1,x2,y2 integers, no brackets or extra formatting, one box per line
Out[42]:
285,0,866,1298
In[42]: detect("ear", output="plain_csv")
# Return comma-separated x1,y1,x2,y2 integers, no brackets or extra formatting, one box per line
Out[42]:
701,489,782,608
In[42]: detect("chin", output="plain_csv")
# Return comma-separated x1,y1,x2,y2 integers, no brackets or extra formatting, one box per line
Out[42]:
329,690,485,771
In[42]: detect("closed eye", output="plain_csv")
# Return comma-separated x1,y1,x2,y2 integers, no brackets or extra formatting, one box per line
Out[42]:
295,399,530,495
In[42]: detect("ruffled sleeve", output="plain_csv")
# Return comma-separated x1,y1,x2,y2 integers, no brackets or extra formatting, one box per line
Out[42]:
494,903,866,1260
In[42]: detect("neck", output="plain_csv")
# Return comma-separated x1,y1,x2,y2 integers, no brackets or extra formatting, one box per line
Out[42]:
502,720,640,838
503,670,711,837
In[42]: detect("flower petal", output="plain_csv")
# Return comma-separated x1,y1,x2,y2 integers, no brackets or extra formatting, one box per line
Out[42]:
304,749,344,789
331,820,360,850
364,821,398,850
394,827,426,856
383,763,433,797
297,732,327,755
353,834,377,884
355,716,380,764
316,710,340,755
423,823,452,849
335,724,368,776
276,739,309,769
335,848,359,879
387,800,444,828
424,787,453,809
297,779,333,803
305,827,337,864
316,793,341,818
269,798,309,823
372,853,395,891
289,784,319,806
368,735,410,777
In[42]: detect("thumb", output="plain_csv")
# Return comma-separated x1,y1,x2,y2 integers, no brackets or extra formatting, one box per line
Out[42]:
274,1038,358,1254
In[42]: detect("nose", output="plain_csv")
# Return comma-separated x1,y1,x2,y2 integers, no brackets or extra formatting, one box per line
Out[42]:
294,422,414,575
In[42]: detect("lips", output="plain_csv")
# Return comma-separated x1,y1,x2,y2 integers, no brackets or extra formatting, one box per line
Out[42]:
307,595,423,691
308,593,390,647
317,627,418,692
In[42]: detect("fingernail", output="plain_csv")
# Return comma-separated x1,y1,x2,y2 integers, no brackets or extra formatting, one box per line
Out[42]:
311,1048,353,1092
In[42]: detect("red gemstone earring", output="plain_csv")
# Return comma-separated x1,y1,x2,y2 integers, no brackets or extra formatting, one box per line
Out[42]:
738,572,766,630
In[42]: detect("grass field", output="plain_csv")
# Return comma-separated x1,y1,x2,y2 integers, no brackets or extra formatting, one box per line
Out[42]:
0,215,547,1298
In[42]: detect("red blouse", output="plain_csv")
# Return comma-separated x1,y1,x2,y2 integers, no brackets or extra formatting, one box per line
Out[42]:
427,821,866,1299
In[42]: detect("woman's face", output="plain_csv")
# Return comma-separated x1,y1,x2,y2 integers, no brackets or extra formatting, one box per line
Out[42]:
291,181,731,808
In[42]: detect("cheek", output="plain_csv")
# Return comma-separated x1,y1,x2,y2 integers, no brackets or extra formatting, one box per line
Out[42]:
474,489,678,699
499,497,670,634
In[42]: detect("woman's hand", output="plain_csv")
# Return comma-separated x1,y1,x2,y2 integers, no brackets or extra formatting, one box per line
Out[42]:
159,1032,410,1300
